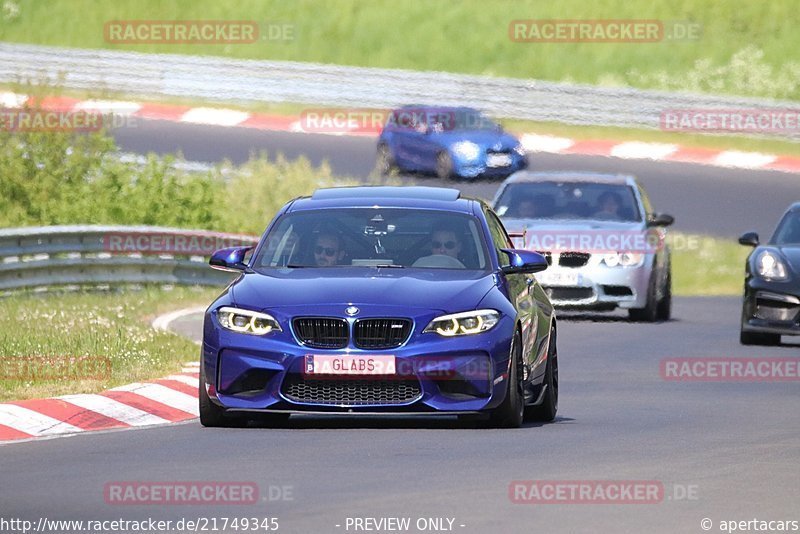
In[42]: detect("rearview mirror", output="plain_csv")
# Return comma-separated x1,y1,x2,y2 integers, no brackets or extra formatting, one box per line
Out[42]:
500,249,548,274
647,213,674,227
209,246,254,272
738,231,759,247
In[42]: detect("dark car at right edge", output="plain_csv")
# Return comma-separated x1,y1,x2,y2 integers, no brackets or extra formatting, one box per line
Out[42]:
739,202,800,345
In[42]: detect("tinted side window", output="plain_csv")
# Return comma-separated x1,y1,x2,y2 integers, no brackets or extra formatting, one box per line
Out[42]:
484,209,513,267
637,184,654,220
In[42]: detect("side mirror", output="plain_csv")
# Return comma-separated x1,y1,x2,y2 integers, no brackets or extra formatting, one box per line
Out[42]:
647,213,674,227
209,246,254,272
738,231,759,247
500,249,548,274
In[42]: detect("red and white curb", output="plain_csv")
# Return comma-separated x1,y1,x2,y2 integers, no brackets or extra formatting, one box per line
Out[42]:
0,363,199,443
518,134,800,173
0,307,209,444
3,91,800,174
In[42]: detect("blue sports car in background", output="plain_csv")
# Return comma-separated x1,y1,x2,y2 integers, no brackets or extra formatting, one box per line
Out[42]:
377,106,528,181
201,186,557,428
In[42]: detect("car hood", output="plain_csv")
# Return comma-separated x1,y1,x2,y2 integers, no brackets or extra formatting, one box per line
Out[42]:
435,130,520,149
230,268,497,313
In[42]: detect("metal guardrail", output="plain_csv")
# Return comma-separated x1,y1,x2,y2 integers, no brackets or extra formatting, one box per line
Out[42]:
1,42,798,139
0,225,259,291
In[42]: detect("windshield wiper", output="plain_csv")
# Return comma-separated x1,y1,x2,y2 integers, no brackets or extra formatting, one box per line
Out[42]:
373,264,404,268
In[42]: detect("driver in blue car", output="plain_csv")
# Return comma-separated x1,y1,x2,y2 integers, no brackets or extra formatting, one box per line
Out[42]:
313,232,346,266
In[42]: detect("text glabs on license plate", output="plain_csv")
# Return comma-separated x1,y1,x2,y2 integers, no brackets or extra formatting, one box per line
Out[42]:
535,270,581,286
487,153,512,167
305,355,396,375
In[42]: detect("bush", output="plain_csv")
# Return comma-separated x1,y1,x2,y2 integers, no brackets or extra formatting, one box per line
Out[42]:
0,107,346,233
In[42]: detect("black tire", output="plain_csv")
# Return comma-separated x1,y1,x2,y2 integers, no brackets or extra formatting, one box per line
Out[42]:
629,273,658,322
740,329,780,346
436,151,455,181
525,326,558,423
656,269,672,321
487,331,524,428
376,144,397,176
199,364,246,428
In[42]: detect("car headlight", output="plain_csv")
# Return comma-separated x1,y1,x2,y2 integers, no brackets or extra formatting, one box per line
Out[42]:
451,141,481,160
513,144,526,156
423,309,500,337
602,252,644,267
217,306,282,335
756,250,788,281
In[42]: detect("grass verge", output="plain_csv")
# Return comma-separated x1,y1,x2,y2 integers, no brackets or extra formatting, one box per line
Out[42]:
1,0,799,101
0,286,219,402
671,233,749,296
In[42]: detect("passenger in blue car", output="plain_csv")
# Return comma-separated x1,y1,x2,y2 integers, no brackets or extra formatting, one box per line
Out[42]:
430,227,462,260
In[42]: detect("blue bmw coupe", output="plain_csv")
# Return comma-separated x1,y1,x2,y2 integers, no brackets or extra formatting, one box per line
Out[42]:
200,186,557,428
377,106,528,181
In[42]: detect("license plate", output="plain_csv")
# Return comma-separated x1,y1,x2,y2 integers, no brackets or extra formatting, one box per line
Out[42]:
304,355,396,375
536,270,580,286
487,153,512,167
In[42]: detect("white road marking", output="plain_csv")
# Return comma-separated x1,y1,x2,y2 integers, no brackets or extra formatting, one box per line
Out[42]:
0,91,28,108
151,305,207,332
73,100,142,115
519,133,575,153
610,142,678,160
59,394,170,427
164,374,200,387
110,383,199,416
0,404,83,436
713,150,776,169
180,107,250,126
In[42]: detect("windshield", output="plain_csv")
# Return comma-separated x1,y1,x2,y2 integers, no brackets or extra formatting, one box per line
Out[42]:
494,181,642,222
390,109,499,133
771,210,800,245
252,208,490,270
449,110,498,131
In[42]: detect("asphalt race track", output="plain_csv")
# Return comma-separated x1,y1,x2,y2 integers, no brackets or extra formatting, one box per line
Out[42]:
112,119,800,237
1,119,799,534
2,298,798,533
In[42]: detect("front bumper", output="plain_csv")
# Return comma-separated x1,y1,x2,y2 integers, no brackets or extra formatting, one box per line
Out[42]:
741,280,800,336
536,261,651,310
453,153,527,179
201,306,516,414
